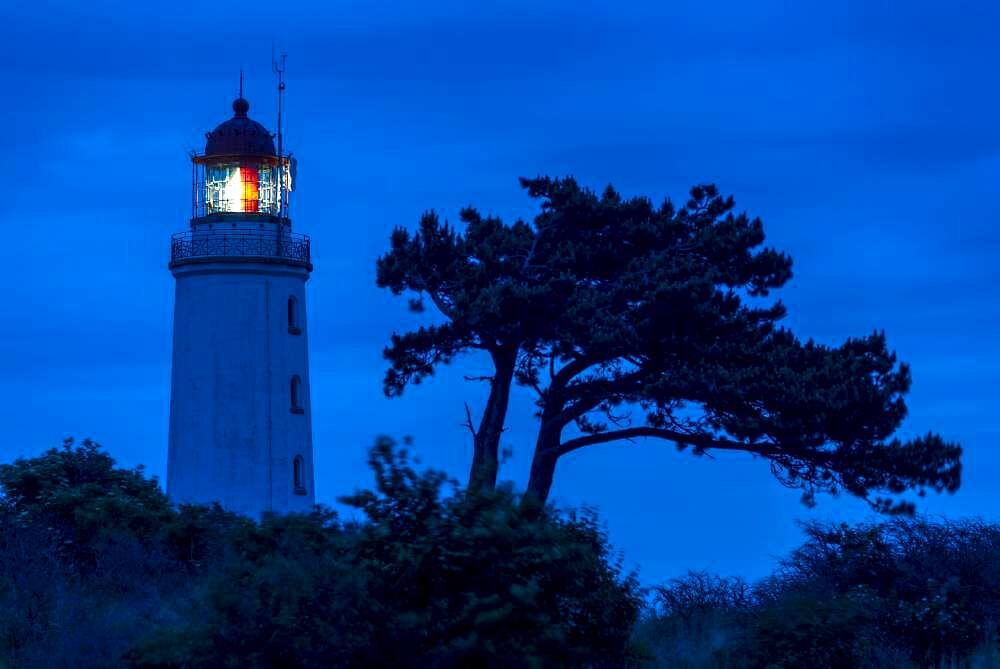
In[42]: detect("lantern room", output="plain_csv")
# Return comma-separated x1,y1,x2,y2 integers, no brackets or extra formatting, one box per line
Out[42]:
191,97,292,221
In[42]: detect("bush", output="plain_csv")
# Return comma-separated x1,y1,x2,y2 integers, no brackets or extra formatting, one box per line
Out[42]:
748,590,876,668
124,437,643,668
773,520,1000,665
5,438,1000,668
635,572,753,668
0,438,174,571
639,519,1000,668
0,441,188,668
0,438,641,668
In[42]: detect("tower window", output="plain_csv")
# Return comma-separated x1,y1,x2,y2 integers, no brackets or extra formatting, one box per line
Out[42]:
290,375,304,414
287,296,301,335
293,455,306,495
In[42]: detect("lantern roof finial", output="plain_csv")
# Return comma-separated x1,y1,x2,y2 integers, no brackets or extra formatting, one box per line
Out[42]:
232,97,250,118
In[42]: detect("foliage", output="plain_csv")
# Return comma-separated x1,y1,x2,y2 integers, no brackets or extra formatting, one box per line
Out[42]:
638,518,1000,668
0,440,997,668
771,520,1000,666
124,510,373,669
122,437,644,668
748,590,876,668
338,438,643,667
376,177,961,511
0,441,192,667
634,572,754,668
0,438,175,569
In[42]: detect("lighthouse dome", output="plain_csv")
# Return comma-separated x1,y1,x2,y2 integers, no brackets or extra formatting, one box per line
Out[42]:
204,98,276,157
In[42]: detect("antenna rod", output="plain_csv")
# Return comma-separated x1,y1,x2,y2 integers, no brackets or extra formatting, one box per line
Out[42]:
272,46,287,223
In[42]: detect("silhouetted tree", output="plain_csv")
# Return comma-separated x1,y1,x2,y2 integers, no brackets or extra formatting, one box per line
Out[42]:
377,177,961,511
376,203,540,491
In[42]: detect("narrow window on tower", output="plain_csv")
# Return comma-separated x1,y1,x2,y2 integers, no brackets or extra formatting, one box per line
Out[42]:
288,296,301,335
290,375,304,414
293,455,306,495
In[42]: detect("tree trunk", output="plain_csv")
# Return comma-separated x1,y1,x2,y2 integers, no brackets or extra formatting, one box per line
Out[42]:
524,422,562,506
467,345,517,493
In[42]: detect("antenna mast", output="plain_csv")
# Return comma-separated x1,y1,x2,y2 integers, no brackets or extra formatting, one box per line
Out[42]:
272,46,288,224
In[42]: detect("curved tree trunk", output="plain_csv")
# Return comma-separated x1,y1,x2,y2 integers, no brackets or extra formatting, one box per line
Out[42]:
526,449,559,505
524,420,562,506
467,345,517,493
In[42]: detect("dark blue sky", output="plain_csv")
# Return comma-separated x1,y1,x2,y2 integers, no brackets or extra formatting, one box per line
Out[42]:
2,0,998,583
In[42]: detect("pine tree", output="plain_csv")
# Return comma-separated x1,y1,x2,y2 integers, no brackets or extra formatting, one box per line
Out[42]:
377,177,961,511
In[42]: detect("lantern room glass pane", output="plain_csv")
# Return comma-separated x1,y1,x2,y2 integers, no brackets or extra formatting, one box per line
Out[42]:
204,162,278,215
258,166,277,214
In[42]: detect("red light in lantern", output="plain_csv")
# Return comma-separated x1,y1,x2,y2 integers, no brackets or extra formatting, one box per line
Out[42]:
241,166,259,212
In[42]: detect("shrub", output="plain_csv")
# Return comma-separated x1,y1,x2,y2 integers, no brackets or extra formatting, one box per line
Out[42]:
126,438,643,668
0,438,174,571
635,572,753,668
640,519,1000,668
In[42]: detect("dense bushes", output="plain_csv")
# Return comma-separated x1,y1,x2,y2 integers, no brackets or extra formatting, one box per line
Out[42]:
636,521,1000,668
0,438,175,568
0,439,195,667
0,439,641,668
128,440,643,668
3,439,999,668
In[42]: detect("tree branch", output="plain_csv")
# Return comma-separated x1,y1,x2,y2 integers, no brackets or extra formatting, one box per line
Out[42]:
407,274,457,322
461,402,478,440
550,356,596,391
551,370,648,427
556,426,789,459
426,289,457,320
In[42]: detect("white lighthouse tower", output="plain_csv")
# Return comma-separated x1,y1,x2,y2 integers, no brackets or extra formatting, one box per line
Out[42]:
166,90,314,516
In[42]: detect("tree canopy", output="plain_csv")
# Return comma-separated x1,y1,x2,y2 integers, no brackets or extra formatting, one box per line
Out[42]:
377,177,961,512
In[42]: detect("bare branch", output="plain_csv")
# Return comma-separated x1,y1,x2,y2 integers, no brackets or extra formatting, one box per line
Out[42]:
461,402,479,440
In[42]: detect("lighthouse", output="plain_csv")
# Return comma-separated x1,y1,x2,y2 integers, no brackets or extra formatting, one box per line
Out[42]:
166,90,314,516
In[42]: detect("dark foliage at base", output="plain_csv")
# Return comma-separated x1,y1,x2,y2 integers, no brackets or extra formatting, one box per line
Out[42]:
0,439,641,668
2,440,998,668
634,521,1000,668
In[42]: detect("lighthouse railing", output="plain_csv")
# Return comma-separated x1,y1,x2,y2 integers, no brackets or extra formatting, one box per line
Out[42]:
169,230,311,268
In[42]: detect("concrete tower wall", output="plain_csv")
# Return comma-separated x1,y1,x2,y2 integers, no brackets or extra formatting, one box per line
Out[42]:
167,260,315,516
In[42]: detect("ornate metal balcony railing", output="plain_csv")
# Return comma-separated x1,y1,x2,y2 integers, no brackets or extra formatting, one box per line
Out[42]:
169,230,311,268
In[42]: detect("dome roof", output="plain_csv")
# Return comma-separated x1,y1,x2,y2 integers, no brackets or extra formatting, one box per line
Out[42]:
204,98,276,157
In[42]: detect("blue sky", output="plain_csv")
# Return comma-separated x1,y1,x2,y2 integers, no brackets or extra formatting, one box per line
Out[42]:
1,0,997,583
